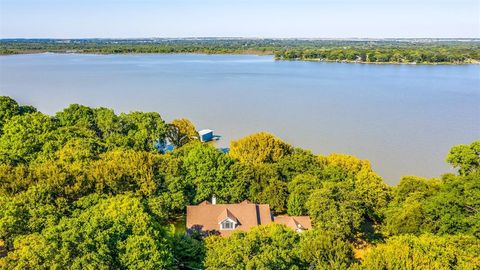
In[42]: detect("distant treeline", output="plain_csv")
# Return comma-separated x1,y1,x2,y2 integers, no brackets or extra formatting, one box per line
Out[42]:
1,38,480,64
275,45,480,64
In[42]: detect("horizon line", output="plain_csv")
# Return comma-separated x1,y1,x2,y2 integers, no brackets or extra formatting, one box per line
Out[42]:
2,37,480,40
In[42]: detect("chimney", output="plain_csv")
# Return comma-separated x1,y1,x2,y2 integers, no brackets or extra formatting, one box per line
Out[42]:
212,195,217,205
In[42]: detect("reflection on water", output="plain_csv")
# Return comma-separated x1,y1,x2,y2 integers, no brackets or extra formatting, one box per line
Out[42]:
1,53,479,184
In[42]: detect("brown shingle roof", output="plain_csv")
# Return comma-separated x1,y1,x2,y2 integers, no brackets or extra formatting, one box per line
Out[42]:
186,201,273,236
187,201,312,236
274,216,312,231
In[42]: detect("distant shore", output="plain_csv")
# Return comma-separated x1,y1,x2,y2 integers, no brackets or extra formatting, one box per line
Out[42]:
2,51,479,65
2,38,479,65
277,57,480,65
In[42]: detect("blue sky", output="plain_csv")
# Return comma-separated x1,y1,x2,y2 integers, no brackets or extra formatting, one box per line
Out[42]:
0,0,478,38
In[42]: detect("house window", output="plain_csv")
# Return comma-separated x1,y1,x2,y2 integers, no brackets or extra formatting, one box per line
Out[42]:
221,220,234,230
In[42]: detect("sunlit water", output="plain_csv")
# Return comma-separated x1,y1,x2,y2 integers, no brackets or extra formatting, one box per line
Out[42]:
1,53,479,184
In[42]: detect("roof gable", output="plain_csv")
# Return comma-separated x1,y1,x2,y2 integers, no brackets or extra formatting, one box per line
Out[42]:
217,209,238,224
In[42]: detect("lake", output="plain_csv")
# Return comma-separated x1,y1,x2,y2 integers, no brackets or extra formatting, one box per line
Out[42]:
0,53,479,184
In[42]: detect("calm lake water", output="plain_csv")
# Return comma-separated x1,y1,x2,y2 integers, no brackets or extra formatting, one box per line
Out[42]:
0,53,479,184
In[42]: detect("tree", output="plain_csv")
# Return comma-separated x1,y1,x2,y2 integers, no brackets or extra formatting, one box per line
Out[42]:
384,172,480,237
447,141,480,175
166,118,198,147
52,137,103,164
55,104,97,131
287,174,321,216
384,196,426,235
204,224,302,270
0,97,36,133
18,105,37,115
171,233,205,269
229,132,293,164
299,230,355,270
38,124,100,160
274,148,324,182
360,234,480,269
320,153,372,180
94,107,121,140
0,96,20,132
0,233,55,270
422,171,480,236
321,153,390,224
227,162,256,203
0,112,56,164
0,163,30,196
0,194,28,252
116,112,167,152
306,181,364,239
0,184,63,252
182,143,235,204
383,176,438,236
353,168,390,223
1,194,175,270
392,176,439,203
88,149,166,197
255,177,288,213
25,138,102,200
243,163,288,212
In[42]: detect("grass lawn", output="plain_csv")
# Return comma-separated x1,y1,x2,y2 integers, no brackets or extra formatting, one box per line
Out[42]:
173,215,186,234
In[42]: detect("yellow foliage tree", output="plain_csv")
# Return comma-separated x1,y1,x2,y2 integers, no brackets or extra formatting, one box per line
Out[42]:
166,118,198,147
229,132,293,164
320,153,372,176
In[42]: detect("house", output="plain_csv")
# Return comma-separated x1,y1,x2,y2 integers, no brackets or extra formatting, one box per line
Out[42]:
186,197,311,236
186,198,272,236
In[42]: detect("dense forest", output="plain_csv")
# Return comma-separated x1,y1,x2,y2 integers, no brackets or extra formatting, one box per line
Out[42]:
0,96,479,269
275,45,480,64
1,38,480,64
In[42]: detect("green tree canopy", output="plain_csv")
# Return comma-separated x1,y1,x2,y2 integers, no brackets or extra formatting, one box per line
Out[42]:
1,194,175,270
117,112,167,152
182,143,236,203
306,181,364,240
166,118,198,147
384,171,480,237
55,104,97,130
360,234,480,270
287,174,321,216
447,141,480,175
229,132,293,164
204,224,302,270
0,96,37,132
0,112,56,164
274,148,324,182
298,230,355,270
0,97,478,269
0,96,20,132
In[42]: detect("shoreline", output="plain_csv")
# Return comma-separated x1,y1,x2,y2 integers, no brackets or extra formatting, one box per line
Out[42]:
277,57,480,65
1,51,479,65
